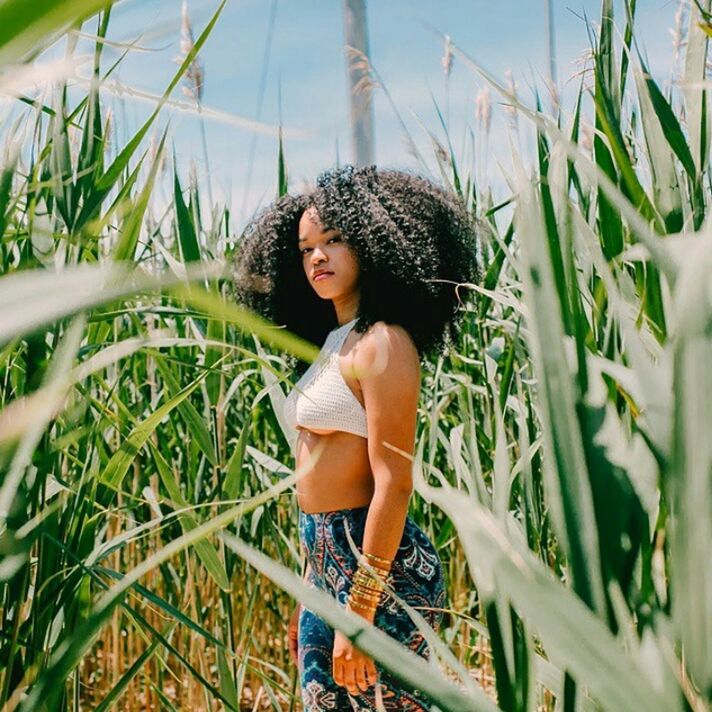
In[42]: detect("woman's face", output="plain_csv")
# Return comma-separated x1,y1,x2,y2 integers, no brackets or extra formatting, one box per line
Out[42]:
298,206,360,301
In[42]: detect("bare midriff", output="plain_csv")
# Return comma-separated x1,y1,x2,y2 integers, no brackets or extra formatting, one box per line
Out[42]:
295,427,374,513
294,326,374,513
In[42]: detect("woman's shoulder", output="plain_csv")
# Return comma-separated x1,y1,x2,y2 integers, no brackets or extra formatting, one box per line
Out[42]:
351,321,420,380
362,320,417,347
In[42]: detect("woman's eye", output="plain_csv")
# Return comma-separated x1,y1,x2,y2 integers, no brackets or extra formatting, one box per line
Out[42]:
301,237,340,254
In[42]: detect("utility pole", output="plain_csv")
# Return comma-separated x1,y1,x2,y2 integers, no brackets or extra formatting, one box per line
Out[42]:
342,0,375,166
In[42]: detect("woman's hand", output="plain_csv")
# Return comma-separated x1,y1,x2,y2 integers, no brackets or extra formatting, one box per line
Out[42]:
288,604,300,666
332,630,378,696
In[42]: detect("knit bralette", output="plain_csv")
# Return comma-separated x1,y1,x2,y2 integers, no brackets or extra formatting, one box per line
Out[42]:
283,318,368,439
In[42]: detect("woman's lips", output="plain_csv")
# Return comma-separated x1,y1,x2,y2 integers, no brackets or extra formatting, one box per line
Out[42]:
314,272,333,281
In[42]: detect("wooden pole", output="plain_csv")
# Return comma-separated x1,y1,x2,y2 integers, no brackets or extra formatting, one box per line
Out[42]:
342,0,375,166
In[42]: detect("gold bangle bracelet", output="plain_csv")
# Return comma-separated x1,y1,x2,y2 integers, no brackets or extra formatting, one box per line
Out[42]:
354,568,385,583
352,585,382,597
362,551,393,567
355,564,388,582
359,566,391,581
349,591,381,601
351,581,381,594
348,598,377,613
351,578,385,593
350,581,382,596
352,577,384,595
353,569,385,586
349,588,381,602
359,560,390,576
357,558,391,579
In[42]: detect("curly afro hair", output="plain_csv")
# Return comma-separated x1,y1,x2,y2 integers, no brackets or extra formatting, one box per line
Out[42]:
232,164,479,371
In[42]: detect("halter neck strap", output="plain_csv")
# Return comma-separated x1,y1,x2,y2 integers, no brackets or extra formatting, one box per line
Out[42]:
330,318,357,350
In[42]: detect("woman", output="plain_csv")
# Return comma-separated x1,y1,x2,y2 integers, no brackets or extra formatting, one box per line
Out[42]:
233,164,478,710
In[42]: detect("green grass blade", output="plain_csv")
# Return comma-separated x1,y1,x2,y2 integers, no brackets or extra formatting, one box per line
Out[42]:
639,61,696,180
277,124,288,198
149,441,230,591
223,418,251,502
100,372,207,491
0,0,110,66
0,314,85,523
669,234,712,697
619,0,637,98
173,163,201,263
633,66,683,232
112,129,168,262
154,356,217,466
513,157,606,616
683,0,711,172
93,636,163,712
593,69,658,226
420,480,679,712
76,0,226,227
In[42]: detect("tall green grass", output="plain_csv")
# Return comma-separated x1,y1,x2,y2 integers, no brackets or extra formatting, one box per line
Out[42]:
1,1,711,710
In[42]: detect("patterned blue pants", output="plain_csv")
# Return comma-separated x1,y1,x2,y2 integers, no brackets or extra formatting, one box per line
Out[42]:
297,505,446,711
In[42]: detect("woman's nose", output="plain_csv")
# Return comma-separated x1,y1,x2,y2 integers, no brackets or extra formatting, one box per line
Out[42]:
311,247,327,263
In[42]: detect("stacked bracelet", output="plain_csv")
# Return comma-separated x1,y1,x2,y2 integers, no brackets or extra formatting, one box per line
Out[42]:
361,551,392,570
347,551,393,614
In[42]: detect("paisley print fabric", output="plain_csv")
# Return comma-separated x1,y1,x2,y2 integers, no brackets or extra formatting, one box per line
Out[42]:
297,505,447,711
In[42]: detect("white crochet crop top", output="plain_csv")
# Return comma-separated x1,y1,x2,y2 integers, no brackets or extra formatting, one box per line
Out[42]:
283,318,368,439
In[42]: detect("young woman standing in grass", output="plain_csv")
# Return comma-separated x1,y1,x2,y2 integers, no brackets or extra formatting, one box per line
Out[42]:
234,164,478,710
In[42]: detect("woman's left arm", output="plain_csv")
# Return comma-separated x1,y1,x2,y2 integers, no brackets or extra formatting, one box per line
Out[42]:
357,322,421,578
332,323,420,694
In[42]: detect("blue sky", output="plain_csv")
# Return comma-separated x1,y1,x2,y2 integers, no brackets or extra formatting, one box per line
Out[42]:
94,0,678,230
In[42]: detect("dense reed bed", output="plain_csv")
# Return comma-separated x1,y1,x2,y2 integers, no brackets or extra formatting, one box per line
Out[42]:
1,1,711,710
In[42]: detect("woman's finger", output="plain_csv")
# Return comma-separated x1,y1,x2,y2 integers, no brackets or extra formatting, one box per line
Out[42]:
343,659,358,696
355,660,369,692
365,659,378,686
333,657,344,688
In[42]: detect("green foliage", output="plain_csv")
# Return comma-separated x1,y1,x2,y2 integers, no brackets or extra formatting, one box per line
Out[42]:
1,1,712,710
